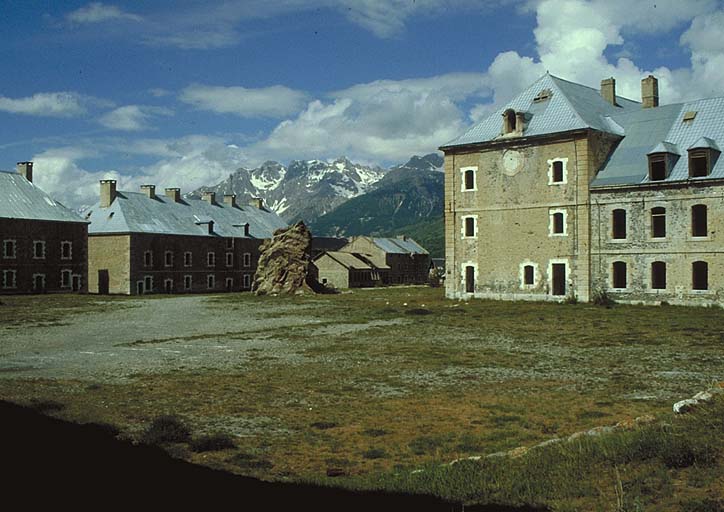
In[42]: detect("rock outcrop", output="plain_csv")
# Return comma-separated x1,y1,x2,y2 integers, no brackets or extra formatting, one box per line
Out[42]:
252,221,318,295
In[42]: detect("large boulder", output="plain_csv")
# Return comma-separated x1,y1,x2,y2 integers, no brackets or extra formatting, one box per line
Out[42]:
252,221,318,295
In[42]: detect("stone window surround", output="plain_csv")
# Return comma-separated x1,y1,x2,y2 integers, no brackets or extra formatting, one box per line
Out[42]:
184,251,192,267
226,252,234,267
519,260,539,289
143,275,153,293
164,278,174,292
547,157,568,185
32,273,46,290
207,252,216,267
461,215,478,239
690,204,708,239
547,258,570,296
548,209,567,236
60,269,72,288
243,252,252,267
460,166,478,192
60,241,73,260
649,206,667,240
610,208,628,241
647,260,667,291
207,274,215,289
691,260,709,292
225,277,234,289
164,251,174,267
2,269,17,289
608,259,629,291
183,275,192,290
460,261,477,294
33,240,46,259
243,274,251,289
2,239,16,259
143,250,153,267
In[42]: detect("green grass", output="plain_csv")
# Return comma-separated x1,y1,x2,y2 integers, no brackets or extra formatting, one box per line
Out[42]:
1,289,723,510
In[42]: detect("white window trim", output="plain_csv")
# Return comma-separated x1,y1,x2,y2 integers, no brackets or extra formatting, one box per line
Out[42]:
225,277,234,289
547,259,570,297
164,278,174,292
519,261,539,289
2,239,17,259
461,215,478,239
60,241,73,260
549,209,567,236
60,269,72,288
608,259,629,291
33,240,46,259
2,269,17,289
32,273,46,290
207,252,216,267
243,274,251,289
184,251,192,267
460,261,478,294
547,158,568,185
226,252,234,267
460,166,478,192
207,274,215,289
243,252,251,267
144,250,153,267
164,251,174,267
183,275,192,290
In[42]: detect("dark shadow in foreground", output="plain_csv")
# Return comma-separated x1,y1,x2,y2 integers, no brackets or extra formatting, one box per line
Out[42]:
0,400,549,512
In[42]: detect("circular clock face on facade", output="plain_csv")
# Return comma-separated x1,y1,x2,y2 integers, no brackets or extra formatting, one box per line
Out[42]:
502,149,524,176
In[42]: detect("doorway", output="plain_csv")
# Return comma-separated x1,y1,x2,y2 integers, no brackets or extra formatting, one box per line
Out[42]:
72,275,81,292
551,263,566,296
98,270,109,294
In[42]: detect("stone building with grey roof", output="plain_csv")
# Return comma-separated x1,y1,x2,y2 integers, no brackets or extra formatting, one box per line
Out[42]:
84,180,286,294
1,162,88,294
440,73,722,306
339,236,431,286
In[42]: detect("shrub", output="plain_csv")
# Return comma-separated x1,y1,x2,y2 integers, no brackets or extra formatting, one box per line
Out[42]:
141,415,191,445
190,433,236,452
591,288,615,307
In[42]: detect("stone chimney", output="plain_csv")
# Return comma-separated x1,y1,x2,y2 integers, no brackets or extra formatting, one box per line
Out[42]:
223,194,237,207
165,188,181,203
250,197,263,209
16,161,33,182
202,191,216,205
141,184,156,199
642,75,659,109
600,77,617,106
100,180,117,208
243,223,250,237
397,234,408,241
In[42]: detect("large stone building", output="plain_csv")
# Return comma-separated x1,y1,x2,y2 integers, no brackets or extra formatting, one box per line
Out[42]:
84,181,286,294
440,73,722,306
1,162,88,294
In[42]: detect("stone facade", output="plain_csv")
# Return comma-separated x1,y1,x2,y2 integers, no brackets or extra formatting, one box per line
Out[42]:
340,236,430,285
1,218,88,294
312,251,383,289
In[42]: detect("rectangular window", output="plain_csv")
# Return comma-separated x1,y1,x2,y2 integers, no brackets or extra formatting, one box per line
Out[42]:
2,270,17,289
243,274,251,289
61,269,72,288
144,251,153,267
523,265,534,285
184,252,192,267
32,274,45,291
225,277,234,291
649,156,667,181
651,207,666,238
465,265,475,293
692,204,708,237
2,239,16,259
692,261,708,291
651,262,666,290
464,217,475,237
689,150,710,178
183,275,192,290
612,209,627,239
460,167,477,191
207,252,216,267
243,253,251,267
207,274,215,289
612,261,627,289
164,251,173,267
226,252,233,267
60,241,72,260
33,240,46,259
550,210,566,236
144,276,153,293
549,160,565,184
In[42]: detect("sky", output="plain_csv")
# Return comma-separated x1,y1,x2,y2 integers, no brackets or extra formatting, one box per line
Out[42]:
1,0,724,207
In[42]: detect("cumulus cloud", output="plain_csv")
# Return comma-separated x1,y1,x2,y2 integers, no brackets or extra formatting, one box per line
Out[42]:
67,2,142,24
98,105,173,131
0,92,88,117
179,84,308,118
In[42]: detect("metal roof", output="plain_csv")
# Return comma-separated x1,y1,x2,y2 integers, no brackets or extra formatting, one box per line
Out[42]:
441,73,640,148
85,191,287,238
0,171,87,224
371,237,428,255
318,251,376,270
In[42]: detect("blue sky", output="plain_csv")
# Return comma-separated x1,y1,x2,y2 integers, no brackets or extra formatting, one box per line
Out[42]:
1,0,723,207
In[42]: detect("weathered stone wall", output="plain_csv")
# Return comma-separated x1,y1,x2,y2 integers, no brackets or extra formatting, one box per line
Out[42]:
341,237,430,285
0,218,88,294
88,234,131,294
591,183,724,305
444,133,604,301
313,256,350,289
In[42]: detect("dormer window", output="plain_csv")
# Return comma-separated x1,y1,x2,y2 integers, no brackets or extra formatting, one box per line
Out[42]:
503,109,517,134
647,142,680,182
687,138,719,178
533,89,552,103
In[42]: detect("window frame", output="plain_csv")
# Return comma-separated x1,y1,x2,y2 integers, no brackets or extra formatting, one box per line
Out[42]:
225,252,233,267
460,166,478,192
648,154,668,181
2,269,17,289
692,261,709,291
33,240,46,260
60,241,73,260
651,261,667,290
60,269,72,288
611,261,627,290
547,158,568,185
242,252,251,267
461,215,478,239
164,250,174,267
183,251,192,267
691,204,708,238
183,275,192,291
688,149,711,178
549,209,567,236
207,274,215,289
650,207,666,239
243,274,251,289
611,209,627,240
2,239,16,259
207,251,216,267
143,250,153,267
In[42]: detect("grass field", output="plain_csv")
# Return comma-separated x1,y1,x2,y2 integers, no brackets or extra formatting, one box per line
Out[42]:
0,288,722,510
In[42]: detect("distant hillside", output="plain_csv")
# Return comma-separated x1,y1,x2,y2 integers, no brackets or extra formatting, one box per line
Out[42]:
309,154,444,257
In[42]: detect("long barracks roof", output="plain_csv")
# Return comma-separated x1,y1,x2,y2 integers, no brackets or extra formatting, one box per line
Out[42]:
441,73,640,148
85,191,287,238
0,171,87,224
371,237,428,255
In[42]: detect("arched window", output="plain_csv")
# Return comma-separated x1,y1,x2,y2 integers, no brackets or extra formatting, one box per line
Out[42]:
612,261,627,289
651,261,666,290
692,261,708,290
651,207,666,238
503,109,516,134
523,265,534,285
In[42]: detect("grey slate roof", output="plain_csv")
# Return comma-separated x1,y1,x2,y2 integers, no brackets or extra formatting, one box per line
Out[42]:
316,251,375,270
372,237,428,255
441,73,640,148
0,171,87,223
85,191,287,238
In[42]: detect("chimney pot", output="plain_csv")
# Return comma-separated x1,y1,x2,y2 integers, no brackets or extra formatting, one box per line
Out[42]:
140,184,156,199
244,223,250,237
642,75,659,109
223,194,237,207
250,197,264,209
202,191,216,205
16,161,33,182
165,187,181,203
600,77,617,106
100,180,117,208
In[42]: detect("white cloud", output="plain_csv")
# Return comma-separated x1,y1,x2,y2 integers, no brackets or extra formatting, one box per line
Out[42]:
98,105,173,131
0,92,87,117
179,84,308,118
67,2,142,24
